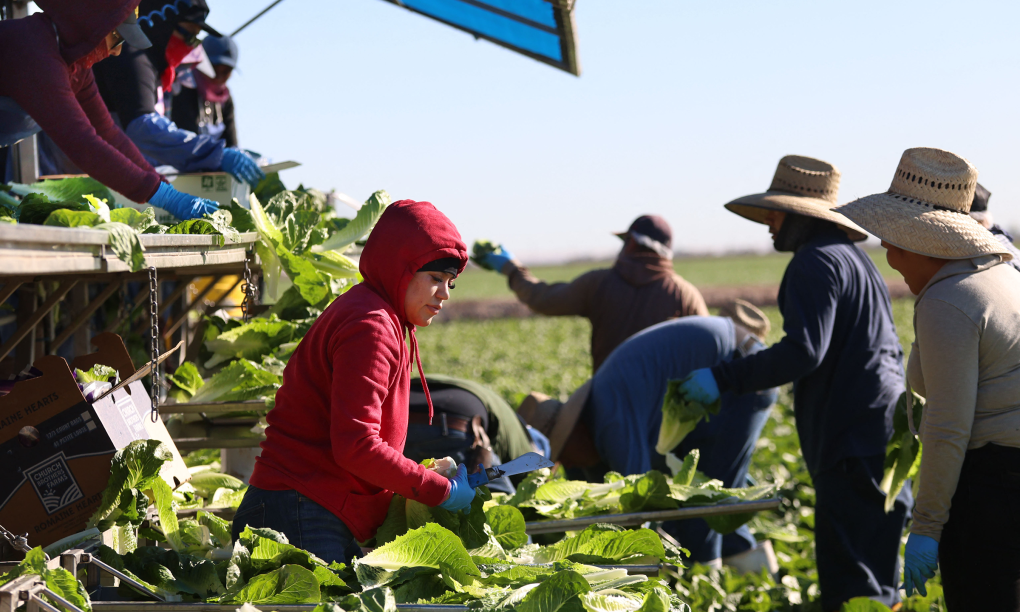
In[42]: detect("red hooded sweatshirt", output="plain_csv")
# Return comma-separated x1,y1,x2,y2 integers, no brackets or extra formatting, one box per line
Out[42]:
0,0,163,203
250,200,469,542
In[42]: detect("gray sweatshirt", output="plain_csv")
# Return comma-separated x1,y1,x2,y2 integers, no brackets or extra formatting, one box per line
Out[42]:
907,255,1020,540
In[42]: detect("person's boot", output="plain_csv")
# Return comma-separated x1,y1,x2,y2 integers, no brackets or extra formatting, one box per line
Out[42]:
721,540,779,576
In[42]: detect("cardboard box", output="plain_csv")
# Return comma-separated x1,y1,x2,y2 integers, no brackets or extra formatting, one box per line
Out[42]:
0,335,189,549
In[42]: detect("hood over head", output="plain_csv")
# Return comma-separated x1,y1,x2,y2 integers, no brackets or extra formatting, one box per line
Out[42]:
361,200,468,323
360,200,467,424
613,251,674,287
35,0,141,64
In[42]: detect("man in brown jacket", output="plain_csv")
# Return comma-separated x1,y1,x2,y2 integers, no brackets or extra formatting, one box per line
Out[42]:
477,215,708,371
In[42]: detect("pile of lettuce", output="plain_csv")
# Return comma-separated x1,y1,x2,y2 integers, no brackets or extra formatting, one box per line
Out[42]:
28,440,691,611
1,177,247,272
503,450,775,536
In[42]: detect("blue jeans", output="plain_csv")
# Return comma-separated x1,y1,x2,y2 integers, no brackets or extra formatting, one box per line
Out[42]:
230,486,362,564
403,424,515,494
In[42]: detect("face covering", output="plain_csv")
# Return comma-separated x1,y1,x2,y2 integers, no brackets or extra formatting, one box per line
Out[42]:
162,34,197,92
68,41,111,84
773,214,838,253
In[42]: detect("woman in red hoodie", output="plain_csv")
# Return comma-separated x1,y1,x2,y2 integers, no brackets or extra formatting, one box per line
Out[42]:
230,200,476,563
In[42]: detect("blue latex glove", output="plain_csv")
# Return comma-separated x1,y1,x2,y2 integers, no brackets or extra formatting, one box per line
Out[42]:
679,368,720,405
439,464,476,513
901,533,939,597
149,182,219,220
482,246,515,273
221,147,265,188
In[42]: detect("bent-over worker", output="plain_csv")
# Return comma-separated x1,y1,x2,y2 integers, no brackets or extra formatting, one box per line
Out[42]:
839,147,1020,611
231,201,476,563
405,374,547,494
675,156,909,611
0,0,218,219
519,308,778,572
477,215,708,372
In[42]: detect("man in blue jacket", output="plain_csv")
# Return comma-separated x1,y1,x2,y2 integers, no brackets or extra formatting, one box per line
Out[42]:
519,308,779,572
676,156,911,611
93,0,263,204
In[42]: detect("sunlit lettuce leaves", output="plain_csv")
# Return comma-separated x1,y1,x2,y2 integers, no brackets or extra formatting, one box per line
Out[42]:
880,390,925,513
203,316,297,368
0,547,93,612
94,221,147,272
87,440,173,531
532,525,666,565
485,505,529,551
43,208,103,227
354,523,481,589
313,190,390,253
111,207,162,233
188,358,280,404
167,362,204,402
656,380,720,455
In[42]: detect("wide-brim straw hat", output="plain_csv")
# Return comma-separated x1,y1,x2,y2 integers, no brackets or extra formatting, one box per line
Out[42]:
516,380,592,462
725,155,868,242
718,299,770,339
836,148,1011,260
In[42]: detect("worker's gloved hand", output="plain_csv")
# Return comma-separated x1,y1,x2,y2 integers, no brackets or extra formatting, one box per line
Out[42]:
149,182,219,220
221,147,265,188
481,246,515,274
901,533,939,597
678,368,720,405
439,464,476,514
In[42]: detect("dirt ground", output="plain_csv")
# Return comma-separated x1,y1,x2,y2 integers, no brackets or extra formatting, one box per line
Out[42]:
436,279,913,322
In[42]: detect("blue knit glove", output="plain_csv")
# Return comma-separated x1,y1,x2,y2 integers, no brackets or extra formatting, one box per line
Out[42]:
902,533,939,597
439,464,476,513
481,246,515,273
221,147,265,188
148,182,218,220
679,368,720,405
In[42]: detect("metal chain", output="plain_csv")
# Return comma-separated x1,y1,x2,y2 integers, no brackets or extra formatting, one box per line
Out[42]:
148,266,160,423
240,250,259,323
0,522,33,555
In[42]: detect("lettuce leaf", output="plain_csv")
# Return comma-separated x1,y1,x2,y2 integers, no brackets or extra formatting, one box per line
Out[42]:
88,440,172,531
313,190,390,253
656,380,720,455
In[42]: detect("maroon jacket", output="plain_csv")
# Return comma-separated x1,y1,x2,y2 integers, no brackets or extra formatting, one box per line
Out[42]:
0,0,162,203
250,201,469,542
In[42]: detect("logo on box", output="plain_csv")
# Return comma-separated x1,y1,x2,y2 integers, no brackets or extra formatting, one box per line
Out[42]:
202,176,214,189
25,454,83,514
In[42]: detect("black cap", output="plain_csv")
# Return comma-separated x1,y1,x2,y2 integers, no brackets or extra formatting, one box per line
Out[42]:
116,10,152,50
418,257,462,277
176,0,224,37
615,215,673,258
971,183,991,213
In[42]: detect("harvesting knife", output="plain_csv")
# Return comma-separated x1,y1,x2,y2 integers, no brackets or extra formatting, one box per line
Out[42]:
467,452,554,488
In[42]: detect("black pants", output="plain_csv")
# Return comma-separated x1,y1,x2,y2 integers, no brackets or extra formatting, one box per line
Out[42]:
940,443,1020,611
813,454,911,611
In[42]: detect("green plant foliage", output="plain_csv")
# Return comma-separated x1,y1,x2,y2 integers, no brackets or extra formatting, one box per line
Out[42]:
43,208,103,227
881,391,924,512
87,440,172,531
657,380,720,454
94,221,146,271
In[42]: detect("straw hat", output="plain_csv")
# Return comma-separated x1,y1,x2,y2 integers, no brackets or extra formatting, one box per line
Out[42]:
516,380,592,462
725,155,868,241
718,299,770,339
836,148,1011,260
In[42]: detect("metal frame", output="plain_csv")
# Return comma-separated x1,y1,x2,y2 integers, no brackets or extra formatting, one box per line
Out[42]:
378,0,581,76
523,499,783,534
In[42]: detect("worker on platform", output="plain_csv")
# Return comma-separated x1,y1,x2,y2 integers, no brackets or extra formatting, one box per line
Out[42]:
838,148,1020,611
93,0,264,194
405,374,550,494
475,215,708,372
518,305,779,573
0,0,219,219
170,34,239,148
967,182,1020,271
232,201,476,564
672,155,910,610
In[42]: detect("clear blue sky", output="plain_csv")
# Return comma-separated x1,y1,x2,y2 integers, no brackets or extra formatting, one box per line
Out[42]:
210,0,1019,261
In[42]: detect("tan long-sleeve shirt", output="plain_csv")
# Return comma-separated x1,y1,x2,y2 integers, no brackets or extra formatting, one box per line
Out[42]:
506,252,708,371
906,256,1020,540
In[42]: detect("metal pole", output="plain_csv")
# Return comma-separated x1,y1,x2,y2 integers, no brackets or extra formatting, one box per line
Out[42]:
231,0,286,36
